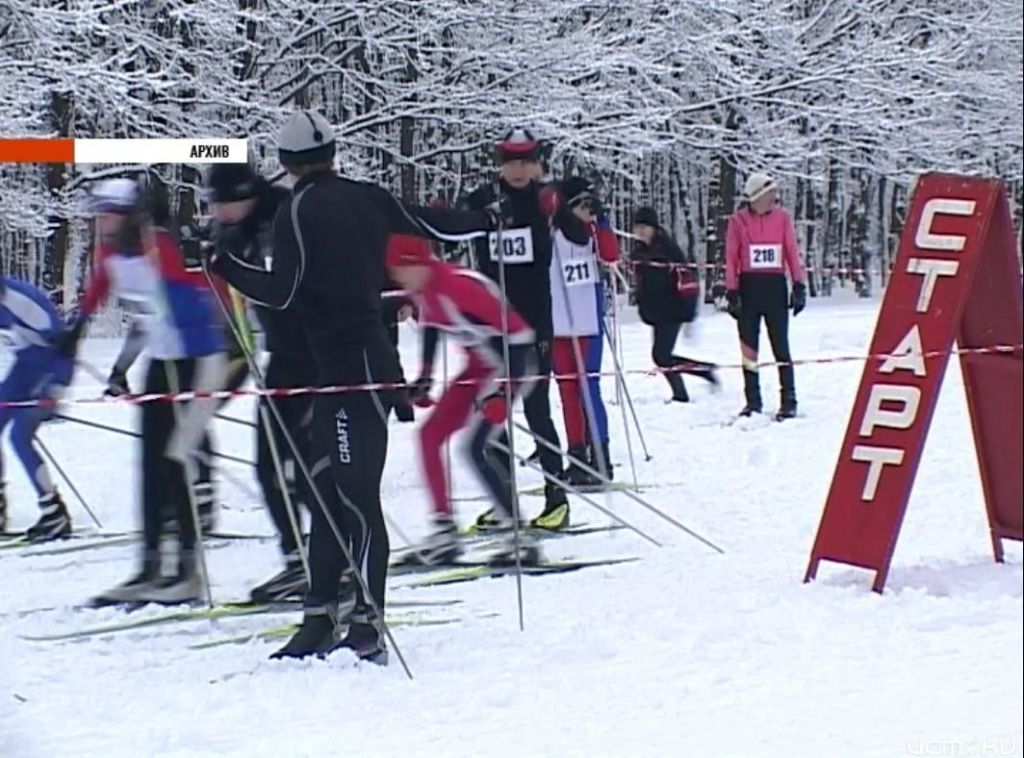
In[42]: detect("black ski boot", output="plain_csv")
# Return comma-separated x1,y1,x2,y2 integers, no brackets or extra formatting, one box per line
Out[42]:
588,441,613,484
738,404,762,417
776,398,798,421
25,492,72,543
251,554,307,603
529,482,569,530
337,608,388,665
563,445,599,488
271,603,343,660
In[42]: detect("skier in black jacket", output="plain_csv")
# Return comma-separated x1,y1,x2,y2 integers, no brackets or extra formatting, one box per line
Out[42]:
631,207,718,402
209,110,495,662
205,163,317,604
461,127,569,530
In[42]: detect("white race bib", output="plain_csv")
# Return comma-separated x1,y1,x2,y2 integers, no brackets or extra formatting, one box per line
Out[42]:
748,244,781,269
562,258,596,287
488,227,534,264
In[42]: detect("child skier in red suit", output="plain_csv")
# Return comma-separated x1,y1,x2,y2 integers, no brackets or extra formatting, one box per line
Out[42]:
385,234,540,565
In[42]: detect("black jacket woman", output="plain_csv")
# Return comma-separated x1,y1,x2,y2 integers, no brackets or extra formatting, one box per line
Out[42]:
631,207,718,402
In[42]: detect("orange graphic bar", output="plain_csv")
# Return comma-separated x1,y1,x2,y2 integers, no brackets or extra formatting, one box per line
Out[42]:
0,139,75,163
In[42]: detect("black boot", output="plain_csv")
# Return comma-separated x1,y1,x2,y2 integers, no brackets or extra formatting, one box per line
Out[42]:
337,608,388,665
0,484,8,533
589,441,613,483
563,445,597,488
25,492,72,543
530,483,569,530
251,555,307,603
741,369,763,416
271,603,343,660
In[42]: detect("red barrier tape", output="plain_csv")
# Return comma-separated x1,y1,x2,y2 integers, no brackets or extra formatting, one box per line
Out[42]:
3,343,1020,409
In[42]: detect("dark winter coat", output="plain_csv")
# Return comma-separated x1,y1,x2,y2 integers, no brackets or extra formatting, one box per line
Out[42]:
462,179,555,340
633,228,696,326
213,169,492,385
237,182,315,367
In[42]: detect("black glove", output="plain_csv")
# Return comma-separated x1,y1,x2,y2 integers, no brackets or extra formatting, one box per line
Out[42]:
179,223,210,273
725,290,742,320
484,194,516,230
791,282,807,316
211,222,249,268
408,374,433,408
54,317,86,359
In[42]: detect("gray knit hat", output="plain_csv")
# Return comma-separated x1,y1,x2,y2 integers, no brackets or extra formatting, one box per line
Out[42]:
277,110,336,167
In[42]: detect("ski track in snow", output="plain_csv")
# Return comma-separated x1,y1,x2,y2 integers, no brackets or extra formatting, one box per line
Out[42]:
1,295,1021,758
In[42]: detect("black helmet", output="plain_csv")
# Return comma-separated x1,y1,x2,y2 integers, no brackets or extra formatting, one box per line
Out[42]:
206,164,259,203
633,206,659,227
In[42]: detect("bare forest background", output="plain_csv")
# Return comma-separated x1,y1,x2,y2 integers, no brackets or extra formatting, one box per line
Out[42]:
1,0,1022,323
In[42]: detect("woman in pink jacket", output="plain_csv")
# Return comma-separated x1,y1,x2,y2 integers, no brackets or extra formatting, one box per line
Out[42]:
725,172,807,420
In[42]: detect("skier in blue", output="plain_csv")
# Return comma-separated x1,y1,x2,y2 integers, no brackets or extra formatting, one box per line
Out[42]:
0,276,73,540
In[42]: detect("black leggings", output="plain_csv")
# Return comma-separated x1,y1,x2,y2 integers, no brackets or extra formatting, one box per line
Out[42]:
737,275,794,409
521,340,562,476
307,385,391,611
651,323,716,401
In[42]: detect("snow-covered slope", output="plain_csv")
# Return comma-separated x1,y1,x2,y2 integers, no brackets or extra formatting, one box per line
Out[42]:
2,295,1020,758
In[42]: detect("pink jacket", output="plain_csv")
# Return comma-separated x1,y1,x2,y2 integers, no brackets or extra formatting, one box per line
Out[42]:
725,207,805,289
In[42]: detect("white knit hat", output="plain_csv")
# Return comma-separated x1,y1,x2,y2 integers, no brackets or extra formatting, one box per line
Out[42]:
277,110,336,167
744,172,777,202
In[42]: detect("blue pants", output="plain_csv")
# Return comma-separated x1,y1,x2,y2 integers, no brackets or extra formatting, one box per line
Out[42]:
585,285,611,446
0,348,72,498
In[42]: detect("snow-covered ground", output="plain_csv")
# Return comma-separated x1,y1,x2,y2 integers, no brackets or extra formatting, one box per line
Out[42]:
2,294,1021,758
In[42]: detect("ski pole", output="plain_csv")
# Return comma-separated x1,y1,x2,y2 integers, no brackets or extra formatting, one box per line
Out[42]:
489,437,661,548
215,412,257,429
35,436,103,530
512,419,723,554
54,413,255,467
493,210,527,632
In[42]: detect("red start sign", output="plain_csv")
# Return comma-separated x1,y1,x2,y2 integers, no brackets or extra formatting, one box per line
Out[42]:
806,173,1023,592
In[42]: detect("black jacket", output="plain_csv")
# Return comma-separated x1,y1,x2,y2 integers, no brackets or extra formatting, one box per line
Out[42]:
462,179,554,340
230,181,315,368
634,228,693,326
214,170,491,385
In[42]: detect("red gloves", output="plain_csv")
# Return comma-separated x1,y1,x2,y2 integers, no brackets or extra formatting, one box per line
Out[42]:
479,393,508,425
538,183,562,218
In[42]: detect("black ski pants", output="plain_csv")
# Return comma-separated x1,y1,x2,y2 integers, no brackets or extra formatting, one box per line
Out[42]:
651,322,716,401
736,275,795,409
306,383,391,613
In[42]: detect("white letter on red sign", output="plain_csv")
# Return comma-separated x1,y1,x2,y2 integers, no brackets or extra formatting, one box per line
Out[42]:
851,445,905,501
879,325,927,377
915,198,976,252
860,384,921,437
907,258,959,313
